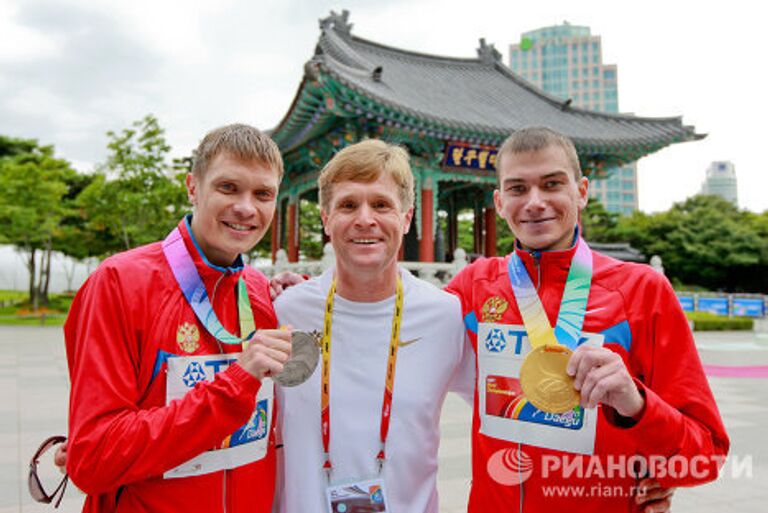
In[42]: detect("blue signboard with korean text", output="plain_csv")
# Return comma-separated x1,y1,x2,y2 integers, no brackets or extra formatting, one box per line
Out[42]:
732,299,765,318
443,142,498,171
676,295,694,312
697,297,729,316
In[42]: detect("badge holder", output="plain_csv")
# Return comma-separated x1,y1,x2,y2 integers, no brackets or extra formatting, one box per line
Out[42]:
326,475,389,513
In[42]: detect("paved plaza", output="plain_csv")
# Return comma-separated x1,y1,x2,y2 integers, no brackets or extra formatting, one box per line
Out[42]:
1,326,766,512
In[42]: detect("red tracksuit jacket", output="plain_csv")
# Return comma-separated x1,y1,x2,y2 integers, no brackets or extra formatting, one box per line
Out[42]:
446,239,729,512
65,218,277,512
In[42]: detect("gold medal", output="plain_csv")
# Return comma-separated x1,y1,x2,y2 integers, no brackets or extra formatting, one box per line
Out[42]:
519,345,580,413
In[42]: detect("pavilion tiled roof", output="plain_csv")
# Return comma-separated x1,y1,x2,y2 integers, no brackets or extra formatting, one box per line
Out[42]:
272,11,702,164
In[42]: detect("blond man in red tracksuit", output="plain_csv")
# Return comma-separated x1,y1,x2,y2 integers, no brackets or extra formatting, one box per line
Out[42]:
65,125,291,512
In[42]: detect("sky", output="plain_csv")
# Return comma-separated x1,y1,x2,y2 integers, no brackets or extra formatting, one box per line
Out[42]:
1,0,765,213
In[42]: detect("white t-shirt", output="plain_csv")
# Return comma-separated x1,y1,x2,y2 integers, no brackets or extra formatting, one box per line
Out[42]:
273,267,474,513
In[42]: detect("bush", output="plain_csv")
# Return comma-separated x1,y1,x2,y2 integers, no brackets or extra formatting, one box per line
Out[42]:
685,311,754,331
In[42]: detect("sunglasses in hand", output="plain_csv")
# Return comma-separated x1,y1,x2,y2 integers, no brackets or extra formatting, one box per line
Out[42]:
28,435,69,508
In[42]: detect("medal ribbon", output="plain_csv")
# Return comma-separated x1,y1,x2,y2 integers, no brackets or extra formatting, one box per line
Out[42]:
163,227,255,347
507,238,593,349
320,276,404,479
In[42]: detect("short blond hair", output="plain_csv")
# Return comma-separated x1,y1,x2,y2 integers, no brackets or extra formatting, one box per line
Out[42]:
192,124,284,181
495,127,582,181
318,139,414,212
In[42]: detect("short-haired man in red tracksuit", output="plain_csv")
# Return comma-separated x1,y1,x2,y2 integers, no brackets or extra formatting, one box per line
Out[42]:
64,124,292,512
445,127,729,512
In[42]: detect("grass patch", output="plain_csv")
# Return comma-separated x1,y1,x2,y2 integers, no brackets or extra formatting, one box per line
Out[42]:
685,311,754,331
0,290,27,302
0,291,72,326
0,314,66,326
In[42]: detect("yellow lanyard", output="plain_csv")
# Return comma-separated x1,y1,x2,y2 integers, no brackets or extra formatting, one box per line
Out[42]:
320,276,404,479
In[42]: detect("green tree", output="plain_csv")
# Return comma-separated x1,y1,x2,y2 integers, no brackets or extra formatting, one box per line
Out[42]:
299,199,324,260
581,200,619,242
614,195,764,291
0,141,76,307
78,115,186,255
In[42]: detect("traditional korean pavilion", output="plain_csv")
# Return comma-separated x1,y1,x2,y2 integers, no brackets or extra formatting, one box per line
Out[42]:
269,10,701,262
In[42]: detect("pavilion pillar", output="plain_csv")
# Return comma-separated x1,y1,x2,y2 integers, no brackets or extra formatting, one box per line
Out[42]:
419,182,435,262
287,196,299,263
473,196,484,255
447,195,458,258
484,206,497,257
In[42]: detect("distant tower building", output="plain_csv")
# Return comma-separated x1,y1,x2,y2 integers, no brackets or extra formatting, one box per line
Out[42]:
509,22,638,215
701,161,738,205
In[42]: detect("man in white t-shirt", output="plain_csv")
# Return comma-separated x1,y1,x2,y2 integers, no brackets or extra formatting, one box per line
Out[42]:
268,137,676,513
273,139,475,513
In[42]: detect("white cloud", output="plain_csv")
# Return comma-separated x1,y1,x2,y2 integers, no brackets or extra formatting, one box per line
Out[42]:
0,1,61,62
0,0,765,212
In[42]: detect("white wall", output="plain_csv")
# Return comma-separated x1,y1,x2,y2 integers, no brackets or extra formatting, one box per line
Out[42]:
0,245,97,293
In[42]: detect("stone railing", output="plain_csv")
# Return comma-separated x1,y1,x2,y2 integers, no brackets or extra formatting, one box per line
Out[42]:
255,243,469,287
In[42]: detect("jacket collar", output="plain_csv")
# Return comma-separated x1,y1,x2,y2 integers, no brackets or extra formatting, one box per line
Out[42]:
179,214,245,282
512,226,582,281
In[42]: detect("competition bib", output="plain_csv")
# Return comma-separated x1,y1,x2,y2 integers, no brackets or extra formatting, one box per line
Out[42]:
477,322,602,455
164,353,273,478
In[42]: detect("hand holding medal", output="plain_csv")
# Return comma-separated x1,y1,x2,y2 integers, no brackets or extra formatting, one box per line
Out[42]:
567,344,645,419
238,329,293,380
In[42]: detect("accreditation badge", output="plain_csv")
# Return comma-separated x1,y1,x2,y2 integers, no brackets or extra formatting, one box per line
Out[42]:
326,477,389,513
163,353,273,478
477,322,603,455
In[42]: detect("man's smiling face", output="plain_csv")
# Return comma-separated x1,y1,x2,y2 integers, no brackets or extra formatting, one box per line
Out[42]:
493,144,589,252
320,172,412,277
186,152,278,266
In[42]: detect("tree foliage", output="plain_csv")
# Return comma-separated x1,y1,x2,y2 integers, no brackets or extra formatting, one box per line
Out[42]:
299,199,324,260
600,195,767,292
0,139,77,306
78,114,187,254
581,200,619,242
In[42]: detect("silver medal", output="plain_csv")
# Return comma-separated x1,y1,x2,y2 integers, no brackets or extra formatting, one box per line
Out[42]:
273,331,321,387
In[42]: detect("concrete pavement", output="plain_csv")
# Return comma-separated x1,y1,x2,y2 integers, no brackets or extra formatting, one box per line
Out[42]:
2,327,766,512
